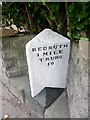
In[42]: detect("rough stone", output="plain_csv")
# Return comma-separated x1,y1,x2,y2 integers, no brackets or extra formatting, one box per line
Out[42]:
2,49,18,61
2,59,15,69
6,67,23,78
1,34,35,78
0,28,15,37
17,59,27,68
67,41,88,118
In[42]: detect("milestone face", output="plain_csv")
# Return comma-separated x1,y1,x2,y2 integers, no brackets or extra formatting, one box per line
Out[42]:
26,29,70,97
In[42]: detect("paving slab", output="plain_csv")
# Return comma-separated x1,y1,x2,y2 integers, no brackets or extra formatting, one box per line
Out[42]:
35,87,64,108
45,91,70,118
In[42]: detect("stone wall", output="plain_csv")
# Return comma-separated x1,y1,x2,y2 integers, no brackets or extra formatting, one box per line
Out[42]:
1,34,35,78
67,41,88,118
0,35,88,118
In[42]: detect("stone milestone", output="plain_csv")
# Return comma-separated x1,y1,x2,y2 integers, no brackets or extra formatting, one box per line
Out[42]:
26,29,70,97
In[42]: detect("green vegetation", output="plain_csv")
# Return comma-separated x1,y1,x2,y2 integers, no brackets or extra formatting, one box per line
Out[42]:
2,2,90,41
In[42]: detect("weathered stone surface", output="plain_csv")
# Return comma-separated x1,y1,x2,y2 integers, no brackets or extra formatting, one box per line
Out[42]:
0,28,15,37
0,39,2,51
1,34,35,78
17,59,27,68
67,41,88,118
2,39,13,49
6,67,23,78
2,59,15,68
2,49,18,61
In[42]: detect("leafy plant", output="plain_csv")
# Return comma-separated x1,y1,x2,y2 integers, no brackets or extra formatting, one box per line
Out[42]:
67,2,90,41
2,2,90,41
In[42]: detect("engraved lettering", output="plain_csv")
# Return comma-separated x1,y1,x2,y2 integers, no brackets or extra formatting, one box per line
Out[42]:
64,44,68,47
32,48,36,52
53,45,57,49
39,58,44,62
43,47,47,50
45,57,50,61
38,47,42,51
51,57,54,60
48,62,49,66
37,53,39,57
43,52,48,56
59,50,63,54
49,52,52,55
51,62,54,65
66,44,68,47
54,51,58,55
55,56,59,59
31,43,66,66
59,55,62,59
59,45,63,48
49,46,52,50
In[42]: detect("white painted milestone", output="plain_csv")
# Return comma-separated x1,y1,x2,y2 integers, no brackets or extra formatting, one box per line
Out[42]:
26,29,70,97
